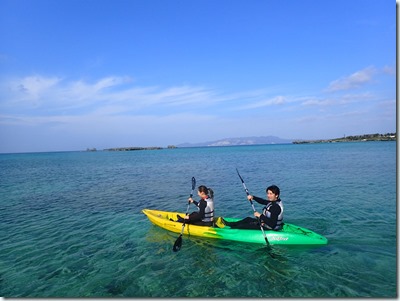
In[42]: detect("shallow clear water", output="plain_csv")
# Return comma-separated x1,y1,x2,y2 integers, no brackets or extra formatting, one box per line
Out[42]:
0,142,396,297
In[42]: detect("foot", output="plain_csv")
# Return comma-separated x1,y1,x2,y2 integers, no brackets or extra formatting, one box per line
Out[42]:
176,215,185,223
214,217,226,228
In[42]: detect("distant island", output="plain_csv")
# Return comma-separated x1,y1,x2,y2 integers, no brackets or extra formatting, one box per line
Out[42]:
86,133,396,152
293,133,396,144
104,146,163,151
176,133,396,147
177,136,292,147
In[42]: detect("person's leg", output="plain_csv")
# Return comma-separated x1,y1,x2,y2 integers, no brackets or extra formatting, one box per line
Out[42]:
176,215,190,223
224,217,259,229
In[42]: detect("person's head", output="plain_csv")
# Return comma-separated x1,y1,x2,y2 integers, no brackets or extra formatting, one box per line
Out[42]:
266,185,280,201
198,185,213,199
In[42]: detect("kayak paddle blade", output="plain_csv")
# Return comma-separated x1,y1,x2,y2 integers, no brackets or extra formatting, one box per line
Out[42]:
173,235,182,252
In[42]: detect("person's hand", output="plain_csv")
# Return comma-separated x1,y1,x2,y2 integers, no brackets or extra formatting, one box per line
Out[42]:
247,195,253,201
254,211,261,218
184,215,190,220
188,197,194,203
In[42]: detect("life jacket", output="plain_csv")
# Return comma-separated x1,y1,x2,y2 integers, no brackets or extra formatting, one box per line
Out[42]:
262,199,283,230
202,197,214,223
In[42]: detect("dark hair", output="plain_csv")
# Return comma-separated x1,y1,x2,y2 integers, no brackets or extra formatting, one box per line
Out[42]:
266,185,280,197
198,185,214,198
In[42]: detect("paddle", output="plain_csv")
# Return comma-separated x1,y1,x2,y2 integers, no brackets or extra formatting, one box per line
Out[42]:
236,168,271,247
173,176,196,252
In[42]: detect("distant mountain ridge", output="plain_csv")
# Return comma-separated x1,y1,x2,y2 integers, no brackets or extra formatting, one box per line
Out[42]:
177,136,293,147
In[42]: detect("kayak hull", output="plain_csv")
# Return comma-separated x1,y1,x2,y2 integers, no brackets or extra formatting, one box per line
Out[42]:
142,209,328,245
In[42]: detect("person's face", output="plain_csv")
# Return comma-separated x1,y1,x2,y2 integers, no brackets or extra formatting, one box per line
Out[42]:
267,190,279,201
198,190,206,198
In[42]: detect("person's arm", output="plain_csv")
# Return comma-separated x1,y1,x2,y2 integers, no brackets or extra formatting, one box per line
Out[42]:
252,195,269,205
188,200,206,222
188,197,199,207
259,203,281,228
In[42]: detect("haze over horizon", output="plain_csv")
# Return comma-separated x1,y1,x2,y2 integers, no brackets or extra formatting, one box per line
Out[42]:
0,0,395,153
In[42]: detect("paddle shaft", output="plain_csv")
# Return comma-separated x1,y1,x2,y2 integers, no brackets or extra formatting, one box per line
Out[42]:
173,177,196,252
179,179,195,234
236,169,270,246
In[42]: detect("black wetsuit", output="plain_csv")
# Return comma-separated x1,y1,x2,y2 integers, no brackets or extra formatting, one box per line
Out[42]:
225,196,283,230
177,197,214,226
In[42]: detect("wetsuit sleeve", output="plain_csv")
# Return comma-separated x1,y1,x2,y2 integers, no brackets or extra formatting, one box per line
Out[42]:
253,195,269,205
259,203,281,228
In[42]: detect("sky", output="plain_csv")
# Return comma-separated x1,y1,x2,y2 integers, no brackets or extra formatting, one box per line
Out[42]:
0,0,396,153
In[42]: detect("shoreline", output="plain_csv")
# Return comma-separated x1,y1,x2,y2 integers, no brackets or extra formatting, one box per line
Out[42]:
293,133,396,144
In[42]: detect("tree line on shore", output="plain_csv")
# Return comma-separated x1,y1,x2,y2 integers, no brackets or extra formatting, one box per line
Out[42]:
293,133,396,144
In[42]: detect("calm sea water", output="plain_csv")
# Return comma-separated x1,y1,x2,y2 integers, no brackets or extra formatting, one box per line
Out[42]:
0,142,396,297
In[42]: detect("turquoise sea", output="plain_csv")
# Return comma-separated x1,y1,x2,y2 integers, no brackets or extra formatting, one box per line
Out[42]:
0,141,397,298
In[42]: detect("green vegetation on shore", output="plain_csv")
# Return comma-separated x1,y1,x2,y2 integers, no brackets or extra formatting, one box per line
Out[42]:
293,133,396,144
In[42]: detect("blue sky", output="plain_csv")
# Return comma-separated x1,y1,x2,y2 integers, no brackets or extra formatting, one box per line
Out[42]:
0,0,396,153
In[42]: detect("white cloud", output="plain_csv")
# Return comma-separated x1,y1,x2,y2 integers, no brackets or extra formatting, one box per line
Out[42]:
0,75,219,115
301,92,375,107
301,98,333,106
67,76,134,99
326,66,377,92
10,75,61,100
0,75,293,118
238,95,287,109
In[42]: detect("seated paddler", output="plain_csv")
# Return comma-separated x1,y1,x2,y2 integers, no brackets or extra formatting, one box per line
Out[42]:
176,185,214,226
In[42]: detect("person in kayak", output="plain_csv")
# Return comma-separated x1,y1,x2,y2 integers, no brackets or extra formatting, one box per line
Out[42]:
176,185,214,226
223,185,283,230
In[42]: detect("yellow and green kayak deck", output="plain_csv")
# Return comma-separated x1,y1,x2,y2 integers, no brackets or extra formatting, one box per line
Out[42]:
142,209,328,245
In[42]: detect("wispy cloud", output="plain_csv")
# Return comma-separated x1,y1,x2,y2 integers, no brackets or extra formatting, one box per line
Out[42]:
301,92,375,107
326,66,377,92
0,75,294,118
0,67,393,137
237,95,288,110
0,75,219,115
10,75,61,100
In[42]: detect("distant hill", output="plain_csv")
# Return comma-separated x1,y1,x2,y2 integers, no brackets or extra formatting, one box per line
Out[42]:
177,136,293,147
